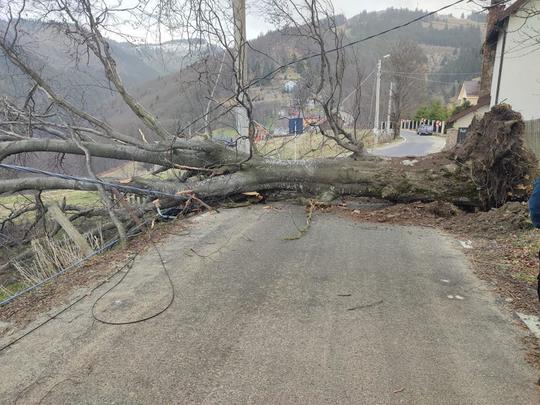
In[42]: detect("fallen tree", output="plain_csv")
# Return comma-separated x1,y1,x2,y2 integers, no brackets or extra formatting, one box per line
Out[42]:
1,105,536,211
0,0,537,252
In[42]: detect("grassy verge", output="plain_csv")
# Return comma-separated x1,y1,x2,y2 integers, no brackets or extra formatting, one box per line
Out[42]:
258,131,377,159
0,191,101,220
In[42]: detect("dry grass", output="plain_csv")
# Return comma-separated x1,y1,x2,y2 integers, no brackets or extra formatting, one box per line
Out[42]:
10,230,104,287
98,161,151,178
258,130,377,159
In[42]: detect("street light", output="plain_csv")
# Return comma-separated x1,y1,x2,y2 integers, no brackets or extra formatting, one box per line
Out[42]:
373,54,390,137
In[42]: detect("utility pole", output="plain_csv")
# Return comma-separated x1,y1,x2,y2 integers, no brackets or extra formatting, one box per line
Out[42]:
233,0,250,153
373,59,382,135
373,54,390,137
386,81,393,135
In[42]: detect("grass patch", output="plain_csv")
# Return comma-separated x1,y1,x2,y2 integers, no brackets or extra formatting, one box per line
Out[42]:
1,230,105,297
514,272,537,283
0,281,28,302
211,127,239,139
257,131,376,159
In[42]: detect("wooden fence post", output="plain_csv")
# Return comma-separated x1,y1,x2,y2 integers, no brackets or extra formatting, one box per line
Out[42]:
48,203,94,256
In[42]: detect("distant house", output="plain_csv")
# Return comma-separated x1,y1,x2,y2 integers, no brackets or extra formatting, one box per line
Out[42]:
283,80,297,93
489,0,540,120
456,78,481,106
254,121,271,142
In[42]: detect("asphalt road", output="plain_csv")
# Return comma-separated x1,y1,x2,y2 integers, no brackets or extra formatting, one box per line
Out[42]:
1,205,538,404
373,130,446,157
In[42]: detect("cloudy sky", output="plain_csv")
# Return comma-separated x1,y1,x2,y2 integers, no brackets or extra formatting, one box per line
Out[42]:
246,0,484,38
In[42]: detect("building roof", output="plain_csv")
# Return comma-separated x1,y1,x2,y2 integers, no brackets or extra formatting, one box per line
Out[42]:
487,0,531,41
447,95,490,124
462,79,481,97
484,1,528,43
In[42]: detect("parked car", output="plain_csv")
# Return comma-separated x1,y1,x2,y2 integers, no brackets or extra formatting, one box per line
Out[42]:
213,136,236,147
417,124,434,136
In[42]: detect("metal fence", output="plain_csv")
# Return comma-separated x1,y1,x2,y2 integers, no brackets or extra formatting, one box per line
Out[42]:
400,119,446,134
524,119,540,166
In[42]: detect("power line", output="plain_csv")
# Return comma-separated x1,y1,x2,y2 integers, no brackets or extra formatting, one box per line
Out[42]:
0,167,188,348
0,199,176,308
178,0,468,135
0,213,178,352
340,69,376,106
0,162,216,309
246,0,468,85
388,72,462,85
0,163,193,306
383,71,481,76
91,238,175,325
0,234,121,307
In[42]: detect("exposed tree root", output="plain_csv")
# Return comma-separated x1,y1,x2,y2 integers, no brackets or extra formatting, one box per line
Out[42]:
454,104,538,209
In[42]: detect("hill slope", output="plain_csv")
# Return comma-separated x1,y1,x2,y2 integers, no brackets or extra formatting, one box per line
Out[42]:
0,20,206,116
104,8,485,137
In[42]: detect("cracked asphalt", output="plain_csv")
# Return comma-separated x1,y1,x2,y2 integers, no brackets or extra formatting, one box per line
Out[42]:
0,204,538,404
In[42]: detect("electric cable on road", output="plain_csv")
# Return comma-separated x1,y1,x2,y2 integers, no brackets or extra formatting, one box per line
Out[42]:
0,205,184,352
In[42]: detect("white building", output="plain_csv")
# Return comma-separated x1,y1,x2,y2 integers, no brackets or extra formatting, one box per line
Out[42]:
449,0,540,129
448,103,490,129
490,0,540,120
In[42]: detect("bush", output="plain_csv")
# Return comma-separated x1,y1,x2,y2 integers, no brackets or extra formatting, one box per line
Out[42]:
414,100,450,121
450,99,472,117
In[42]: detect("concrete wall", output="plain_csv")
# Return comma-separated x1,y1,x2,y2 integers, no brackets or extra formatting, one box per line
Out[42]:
491,0,540,120
443,128,458,151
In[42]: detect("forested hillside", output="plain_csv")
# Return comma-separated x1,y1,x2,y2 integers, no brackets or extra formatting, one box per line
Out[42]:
105,8,485,138
0,20,207,116
0,8,485,148
0,20,211,174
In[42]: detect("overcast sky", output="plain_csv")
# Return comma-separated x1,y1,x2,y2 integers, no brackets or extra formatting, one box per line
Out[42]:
246,0,484,38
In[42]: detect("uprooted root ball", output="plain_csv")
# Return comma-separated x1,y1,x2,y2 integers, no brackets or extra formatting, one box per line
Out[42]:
453,104,538,210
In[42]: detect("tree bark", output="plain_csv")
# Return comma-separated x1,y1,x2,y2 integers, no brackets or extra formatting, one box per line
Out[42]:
0,138,238,169
172,155,480,206
0,154,477,207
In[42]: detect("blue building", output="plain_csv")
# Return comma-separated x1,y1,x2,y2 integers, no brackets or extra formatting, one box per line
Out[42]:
288,118,304,135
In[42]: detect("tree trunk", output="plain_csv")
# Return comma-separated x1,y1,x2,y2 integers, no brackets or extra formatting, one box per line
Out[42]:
163,155,476,206
0,106,536,211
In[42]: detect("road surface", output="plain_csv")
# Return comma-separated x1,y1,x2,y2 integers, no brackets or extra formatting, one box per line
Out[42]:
373,130,446,157
0,205,538,404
